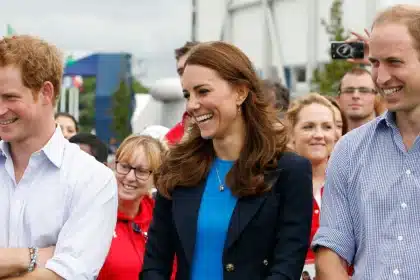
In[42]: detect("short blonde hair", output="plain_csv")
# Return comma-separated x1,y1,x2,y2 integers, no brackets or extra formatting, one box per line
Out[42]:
372,5,420,54
116,135,166,174
0,35,63,103
285,93,336,129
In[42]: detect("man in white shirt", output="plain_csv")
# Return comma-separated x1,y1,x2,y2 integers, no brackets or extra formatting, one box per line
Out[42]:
0,35,118,279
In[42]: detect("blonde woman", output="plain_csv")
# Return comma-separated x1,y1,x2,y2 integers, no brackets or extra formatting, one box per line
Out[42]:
286,93,352,277
286,93,337,265
97,135,175,280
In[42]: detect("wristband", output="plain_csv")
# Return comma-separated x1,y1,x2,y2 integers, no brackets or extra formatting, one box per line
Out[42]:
28,247,38,272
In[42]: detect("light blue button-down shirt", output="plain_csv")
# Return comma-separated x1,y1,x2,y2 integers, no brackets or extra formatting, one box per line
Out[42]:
0,127,118,279
312,111,420,280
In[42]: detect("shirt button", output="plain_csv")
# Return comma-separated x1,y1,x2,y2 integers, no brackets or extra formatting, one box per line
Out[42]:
393,269,400,275
401,203,407,209
397,235,403,241
225,263,235,272
406,169,411,175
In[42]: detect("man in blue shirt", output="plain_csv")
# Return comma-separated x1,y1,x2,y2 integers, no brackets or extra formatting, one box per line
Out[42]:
312,4,420,279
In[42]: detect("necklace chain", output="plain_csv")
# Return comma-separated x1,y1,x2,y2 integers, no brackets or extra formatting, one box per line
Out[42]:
215,166,225,192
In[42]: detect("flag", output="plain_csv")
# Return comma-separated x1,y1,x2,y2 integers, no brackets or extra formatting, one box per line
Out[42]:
65,55,76,66
6,24,16,36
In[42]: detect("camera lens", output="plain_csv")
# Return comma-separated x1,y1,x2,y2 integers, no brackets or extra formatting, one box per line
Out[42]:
336,44,352,58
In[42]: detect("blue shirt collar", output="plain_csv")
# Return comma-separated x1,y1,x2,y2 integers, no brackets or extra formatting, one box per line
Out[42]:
377,110,397,129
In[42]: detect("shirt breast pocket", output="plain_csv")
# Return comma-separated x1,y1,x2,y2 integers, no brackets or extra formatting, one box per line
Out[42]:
22,189,68,247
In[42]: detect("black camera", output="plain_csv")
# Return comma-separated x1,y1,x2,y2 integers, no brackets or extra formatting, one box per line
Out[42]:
331,41,364,59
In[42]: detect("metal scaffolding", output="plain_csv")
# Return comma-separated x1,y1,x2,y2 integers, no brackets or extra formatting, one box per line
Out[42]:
218,0,286,84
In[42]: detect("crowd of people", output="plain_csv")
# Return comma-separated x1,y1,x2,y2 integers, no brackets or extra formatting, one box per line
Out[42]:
0,3,419,280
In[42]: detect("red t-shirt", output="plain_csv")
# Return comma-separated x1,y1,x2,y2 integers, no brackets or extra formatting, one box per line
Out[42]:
305,188,323,264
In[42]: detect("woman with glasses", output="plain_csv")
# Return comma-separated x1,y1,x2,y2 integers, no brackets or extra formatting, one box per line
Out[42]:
97,135,174,280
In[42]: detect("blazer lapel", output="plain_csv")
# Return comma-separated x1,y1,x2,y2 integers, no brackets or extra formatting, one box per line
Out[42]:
224,167,281,251
224,194,267,251
172,182,205,264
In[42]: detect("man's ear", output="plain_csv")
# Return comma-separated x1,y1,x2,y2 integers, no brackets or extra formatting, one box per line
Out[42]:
39,81,55,105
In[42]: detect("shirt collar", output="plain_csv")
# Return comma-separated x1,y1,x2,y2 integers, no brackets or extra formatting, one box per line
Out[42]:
377,110,397,129
0,126,66,168
0,141,10,159
41,126,66,168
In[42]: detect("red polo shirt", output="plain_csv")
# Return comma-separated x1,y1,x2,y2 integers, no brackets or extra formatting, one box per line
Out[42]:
97,196,154,280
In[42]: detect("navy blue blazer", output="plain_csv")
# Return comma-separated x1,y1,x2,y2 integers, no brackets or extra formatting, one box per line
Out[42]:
140,152,313,280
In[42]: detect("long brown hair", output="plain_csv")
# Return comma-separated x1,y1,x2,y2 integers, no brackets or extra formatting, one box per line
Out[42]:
156,41,289,198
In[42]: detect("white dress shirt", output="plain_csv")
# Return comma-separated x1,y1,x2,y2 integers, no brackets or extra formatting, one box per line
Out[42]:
0,127,118,279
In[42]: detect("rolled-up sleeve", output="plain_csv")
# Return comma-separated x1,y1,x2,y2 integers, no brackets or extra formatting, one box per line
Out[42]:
45,172,118,280
311,138,355,265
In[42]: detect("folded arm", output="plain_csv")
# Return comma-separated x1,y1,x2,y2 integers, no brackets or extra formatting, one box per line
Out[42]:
6,268,62,280
0,247,55,279
42,174,118,279
0,248,29,278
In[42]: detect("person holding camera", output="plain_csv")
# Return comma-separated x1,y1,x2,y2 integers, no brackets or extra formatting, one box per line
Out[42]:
313,4,420,279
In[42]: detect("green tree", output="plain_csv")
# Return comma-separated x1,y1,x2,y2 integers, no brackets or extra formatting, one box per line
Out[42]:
77,77,148,134
133,79,149,93
78,77,96,133
112,80,132,142
311,0,355,96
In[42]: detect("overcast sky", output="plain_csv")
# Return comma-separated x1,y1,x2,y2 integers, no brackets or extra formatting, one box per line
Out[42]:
0,0,192,85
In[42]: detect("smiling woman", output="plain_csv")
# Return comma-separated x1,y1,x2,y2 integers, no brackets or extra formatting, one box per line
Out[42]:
97,134,177,280
286,93,336,267
140,41,313,280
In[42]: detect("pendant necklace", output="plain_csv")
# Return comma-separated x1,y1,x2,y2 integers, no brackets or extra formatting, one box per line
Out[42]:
215,166,225,192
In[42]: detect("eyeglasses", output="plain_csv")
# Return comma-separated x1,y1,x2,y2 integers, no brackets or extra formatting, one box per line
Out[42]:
340,87,377,95
115,161,152,181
